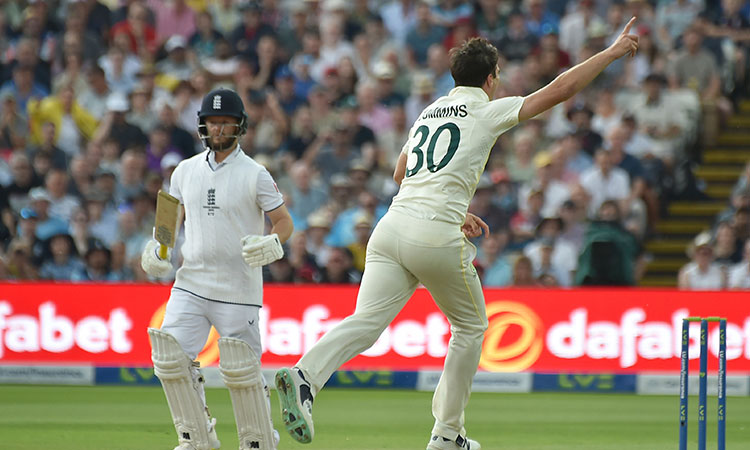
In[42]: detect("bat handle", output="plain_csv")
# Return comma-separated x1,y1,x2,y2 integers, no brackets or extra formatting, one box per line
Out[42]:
159,244,168,260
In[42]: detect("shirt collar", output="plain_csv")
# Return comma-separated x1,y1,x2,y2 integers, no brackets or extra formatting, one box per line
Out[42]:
448,86,490,102
206,145,242,170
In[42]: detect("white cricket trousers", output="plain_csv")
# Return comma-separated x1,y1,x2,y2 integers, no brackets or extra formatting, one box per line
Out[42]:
298,209,489,439
160,288,263,407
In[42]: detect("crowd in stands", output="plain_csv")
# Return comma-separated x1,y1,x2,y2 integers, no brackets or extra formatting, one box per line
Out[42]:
678,160,750,289
0,0,748,288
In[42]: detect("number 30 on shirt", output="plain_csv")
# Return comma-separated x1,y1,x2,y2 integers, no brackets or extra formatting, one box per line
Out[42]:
405,122,461,178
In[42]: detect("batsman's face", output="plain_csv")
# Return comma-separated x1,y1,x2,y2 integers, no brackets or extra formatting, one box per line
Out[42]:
205,115,240,147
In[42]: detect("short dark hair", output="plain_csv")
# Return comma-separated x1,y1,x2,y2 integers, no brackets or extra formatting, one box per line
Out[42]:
450,38,499,88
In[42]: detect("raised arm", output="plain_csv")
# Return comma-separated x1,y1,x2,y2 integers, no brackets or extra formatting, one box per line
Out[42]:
518,17,640,122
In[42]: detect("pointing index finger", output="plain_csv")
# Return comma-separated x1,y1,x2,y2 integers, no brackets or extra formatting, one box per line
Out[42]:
622,16,636,35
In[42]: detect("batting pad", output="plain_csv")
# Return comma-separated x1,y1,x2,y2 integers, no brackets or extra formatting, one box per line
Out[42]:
148,328,214,450
218,337,276,450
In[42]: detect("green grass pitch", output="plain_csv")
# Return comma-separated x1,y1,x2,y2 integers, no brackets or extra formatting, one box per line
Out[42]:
1,385,747,449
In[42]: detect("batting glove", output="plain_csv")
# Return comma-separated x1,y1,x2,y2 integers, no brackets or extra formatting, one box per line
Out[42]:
241,233,283,267
140,240,173,278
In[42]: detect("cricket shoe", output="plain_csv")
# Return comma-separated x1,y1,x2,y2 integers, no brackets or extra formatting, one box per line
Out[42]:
426,434,481,450
172,417,220,450
275,367,314,444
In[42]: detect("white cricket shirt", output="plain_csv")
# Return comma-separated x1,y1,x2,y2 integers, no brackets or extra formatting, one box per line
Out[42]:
169,146,284,305
390,86,524,225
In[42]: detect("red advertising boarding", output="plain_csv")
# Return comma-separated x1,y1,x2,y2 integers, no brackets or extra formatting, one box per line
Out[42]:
0,283,748,373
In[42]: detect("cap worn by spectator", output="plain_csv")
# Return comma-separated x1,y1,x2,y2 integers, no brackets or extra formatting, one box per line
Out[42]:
373,61,396,80
29,187,52,203
95,167,117,179
323,0,350,12
533,151,553,168
349,159,370,173
687,231,713,257
275,65,294,81
107,93,130,113
161,152,183,171
567,104,593,121
307,212,332,229
354,213,374,229
20,207,38,220
86,238,111,258
165,35,187,53
411,73,434,95
330,173,352,188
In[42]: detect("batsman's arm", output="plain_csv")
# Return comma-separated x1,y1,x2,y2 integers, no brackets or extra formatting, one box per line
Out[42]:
266,204,294,244
518,17,640,122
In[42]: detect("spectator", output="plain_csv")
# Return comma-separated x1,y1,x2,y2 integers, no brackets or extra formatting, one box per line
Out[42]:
156,35,196,82
316,246,362,283
525,0,560,38
627,72,689,163
27,187,67,241
426,43,454,97
667,24,729,146
3,237,38,280
39,229,84,281
208,0,241,36
511,254,538,286
728,239,750,289
44,168,80,222
27,122,68,171
110,1,157,57
498,10,539,63
148,0,196,44
678,231,726,290
0,64,48,113
286,231,321,283
305,211,334,268
27,85,98,158
713,220,742,267
287,161,329,223
476,229,513,287
518,151,571,218
524,216,577,286
72,237,118,282
468,174,511,233
6,152,40,211
0,91,28,151
406,1,446,67
576,200,642,286
77,65,111,119
558,0,605,61
229,1,275,60
580,147,631,217
347,213,374,273
505,128,539,184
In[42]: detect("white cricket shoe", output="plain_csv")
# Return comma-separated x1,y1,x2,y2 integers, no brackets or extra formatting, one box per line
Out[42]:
275,367,314,444
426,434,481,450
207,417,221,449
172,417,220,450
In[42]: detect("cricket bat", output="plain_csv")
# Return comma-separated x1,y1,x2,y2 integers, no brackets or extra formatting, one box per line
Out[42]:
154,190,180,259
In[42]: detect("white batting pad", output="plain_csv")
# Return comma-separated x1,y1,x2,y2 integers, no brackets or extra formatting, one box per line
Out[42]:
218,337,276,450
149,328,215,450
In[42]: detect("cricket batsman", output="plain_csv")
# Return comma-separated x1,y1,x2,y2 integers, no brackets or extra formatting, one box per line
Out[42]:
274,18,640,450
141,88,293,450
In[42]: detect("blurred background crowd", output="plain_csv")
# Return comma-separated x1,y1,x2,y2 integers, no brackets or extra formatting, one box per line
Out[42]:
0,0,748,289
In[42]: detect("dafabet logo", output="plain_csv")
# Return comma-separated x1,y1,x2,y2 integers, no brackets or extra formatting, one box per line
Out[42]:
479,301,544,372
